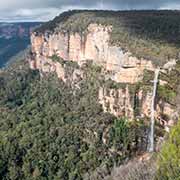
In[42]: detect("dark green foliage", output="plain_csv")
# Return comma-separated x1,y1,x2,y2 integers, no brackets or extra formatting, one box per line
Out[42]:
104,79,127,90
155,62,180,179
157,120,180,179
50,54,62,63
0,60,148,179
157,85,176,104
50,54,80,70
109,118,130,152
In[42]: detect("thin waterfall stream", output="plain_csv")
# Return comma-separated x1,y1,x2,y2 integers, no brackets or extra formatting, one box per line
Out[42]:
148,68,160,152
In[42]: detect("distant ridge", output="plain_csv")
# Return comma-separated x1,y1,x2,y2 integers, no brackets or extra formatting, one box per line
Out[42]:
0,22,41,68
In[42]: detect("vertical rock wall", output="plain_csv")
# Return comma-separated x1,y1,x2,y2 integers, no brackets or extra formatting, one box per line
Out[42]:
99,86,134,119
29,23,176,125
30,24,154,84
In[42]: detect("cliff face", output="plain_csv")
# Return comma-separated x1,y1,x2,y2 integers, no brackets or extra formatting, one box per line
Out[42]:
99,86,177,128
99,86,134,118
29,17,177,128
30,23,154,84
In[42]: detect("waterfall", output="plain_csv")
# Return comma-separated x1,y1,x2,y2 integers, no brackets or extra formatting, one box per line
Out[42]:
148,68,160,153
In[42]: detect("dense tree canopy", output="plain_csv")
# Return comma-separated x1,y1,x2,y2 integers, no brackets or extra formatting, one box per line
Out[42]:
0,60,147,179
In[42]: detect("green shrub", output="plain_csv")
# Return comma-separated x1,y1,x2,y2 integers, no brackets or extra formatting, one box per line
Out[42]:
113,118,130,149
157,120,180,179
0,59,150,179
50,54,64,64
157,85,176,104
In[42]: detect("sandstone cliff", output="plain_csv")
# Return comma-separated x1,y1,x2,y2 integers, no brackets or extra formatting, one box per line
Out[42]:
29,10,178,130
30,23,154,84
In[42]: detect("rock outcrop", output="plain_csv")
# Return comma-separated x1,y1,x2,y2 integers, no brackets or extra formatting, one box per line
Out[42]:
29,19,177,128
99,86,134,119
30,23,154,84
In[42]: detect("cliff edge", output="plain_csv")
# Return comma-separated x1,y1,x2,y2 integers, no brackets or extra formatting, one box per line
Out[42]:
29,10,180,130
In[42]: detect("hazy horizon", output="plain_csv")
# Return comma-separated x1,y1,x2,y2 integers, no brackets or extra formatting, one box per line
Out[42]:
1,9,180,23
1,0,180,22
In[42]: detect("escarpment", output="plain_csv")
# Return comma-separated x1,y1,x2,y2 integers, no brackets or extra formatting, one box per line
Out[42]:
29,10,180,130
30,23,154,84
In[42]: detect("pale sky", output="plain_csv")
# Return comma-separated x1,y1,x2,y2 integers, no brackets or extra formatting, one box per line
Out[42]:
0,0,180,22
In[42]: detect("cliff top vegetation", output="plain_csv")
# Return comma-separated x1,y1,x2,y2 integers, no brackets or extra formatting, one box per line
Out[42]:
35,10,180,66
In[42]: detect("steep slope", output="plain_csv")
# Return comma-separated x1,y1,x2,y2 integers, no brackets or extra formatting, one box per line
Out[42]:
32,10,180,66
0,59,149,179
29,10,179,129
